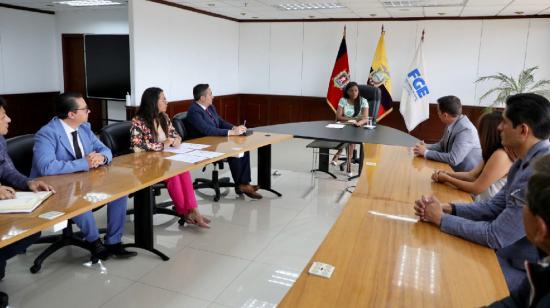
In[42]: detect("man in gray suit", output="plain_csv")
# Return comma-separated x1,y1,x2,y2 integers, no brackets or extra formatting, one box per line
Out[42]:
413,93,550,294
413,95,482,172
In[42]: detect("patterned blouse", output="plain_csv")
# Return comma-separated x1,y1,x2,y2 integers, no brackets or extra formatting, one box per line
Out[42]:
130,113,179,152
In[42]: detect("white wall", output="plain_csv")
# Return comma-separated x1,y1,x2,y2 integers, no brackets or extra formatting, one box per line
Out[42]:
0,7,58,94
55,8,129,92
238,19,550,106
130,0,239,106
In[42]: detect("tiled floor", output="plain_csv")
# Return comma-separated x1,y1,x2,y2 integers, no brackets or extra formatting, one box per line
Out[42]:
1,139,359,308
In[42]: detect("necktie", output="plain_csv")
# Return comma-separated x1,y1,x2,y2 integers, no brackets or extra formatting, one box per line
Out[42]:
71,131,83,159
206,108,216,123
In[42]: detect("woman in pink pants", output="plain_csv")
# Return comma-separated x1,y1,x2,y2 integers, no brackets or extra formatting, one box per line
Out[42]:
130,87,210,228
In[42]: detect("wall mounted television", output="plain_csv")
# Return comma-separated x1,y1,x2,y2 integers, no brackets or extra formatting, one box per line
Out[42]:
85,34,130,100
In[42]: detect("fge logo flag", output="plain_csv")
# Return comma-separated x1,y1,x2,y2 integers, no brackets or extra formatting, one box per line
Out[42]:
400,34,430,132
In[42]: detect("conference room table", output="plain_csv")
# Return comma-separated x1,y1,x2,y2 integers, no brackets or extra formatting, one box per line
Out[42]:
278,143,509,307
256,121,418,179
0,132,292,261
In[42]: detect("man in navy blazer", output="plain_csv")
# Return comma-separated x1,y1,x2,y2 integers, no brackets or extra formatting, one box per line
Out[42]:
0,97,55,307
413,95,482,172
185,84,262,199
31,92,136,260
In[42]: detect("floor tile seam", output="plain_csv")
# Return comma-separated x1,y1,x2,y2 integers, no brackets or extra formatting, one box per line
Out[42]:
135,279,215,303
211,259,254,304
98,280,139,308
250,207,303,261
187,246,255,263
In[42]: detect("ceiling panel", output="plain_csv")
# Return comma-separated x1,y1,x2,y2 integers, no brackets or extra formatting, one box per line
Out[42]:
0,0,548,18
423,6,463,16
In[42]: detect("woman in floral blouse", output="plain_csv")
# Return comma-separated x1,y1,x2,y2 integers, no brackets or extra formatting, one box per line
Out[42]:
131,87,210,228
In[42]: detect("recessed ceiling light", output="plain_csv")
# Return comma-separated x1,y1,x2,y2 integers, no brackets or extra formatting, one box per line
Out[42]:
309,15,315,18
276,2,346,11
241,12,246,15
252,16,258,19
383,0,465,8
399,8,410,11
369,13,377,16
437,12,445,15
54,0,121,6
514,11,524,14
207,3,215,6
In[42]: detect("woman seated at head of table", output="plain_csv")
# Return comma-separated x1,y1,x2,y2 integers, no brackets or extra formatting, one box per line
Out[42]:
130,87,210,228
330,81,369,176
432,110,515,201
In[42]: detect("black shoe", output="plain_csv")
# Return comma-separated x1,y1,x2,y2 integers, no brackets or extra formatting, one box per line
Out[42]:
90,239,110,261
0,291,8,308
105,243,137,259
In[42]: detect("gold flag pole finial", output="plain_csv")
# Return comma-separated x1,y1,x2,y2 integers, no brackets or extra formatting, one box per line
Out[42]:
421,29,425,41
381,24,385,34
344,25,347,37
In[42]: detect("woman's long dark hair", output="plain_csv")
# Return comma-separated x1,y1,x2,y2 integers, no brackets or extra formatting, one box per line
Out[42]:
478,111,504,162
136,87,169,142
342,81,361,117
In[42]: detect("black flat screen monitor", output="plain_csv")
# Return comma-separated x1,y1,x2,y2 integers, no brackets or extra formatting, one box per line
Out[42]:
85,34,130,100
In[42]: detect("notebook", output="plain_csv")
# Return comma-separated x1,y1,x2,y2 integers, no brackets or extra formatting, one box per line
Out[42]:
0,191,53,214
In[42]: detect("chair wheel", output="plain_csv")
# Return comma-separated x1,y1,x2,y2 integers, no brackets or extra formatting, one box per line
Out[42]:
339,164,344,171
178,218,186,226
30,264,41,274
213,196,220,202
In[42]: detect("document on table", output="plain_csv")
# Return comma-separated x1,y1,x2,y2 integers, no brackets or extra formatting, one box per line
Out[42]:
326,123,345,129
0,191,53,214
165,150,225,164
180,143,210,150
165,143,211,154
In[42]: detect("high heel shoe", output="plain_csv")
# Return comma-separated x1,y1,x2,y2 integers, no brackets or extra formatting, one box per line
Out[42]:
185,212,210,228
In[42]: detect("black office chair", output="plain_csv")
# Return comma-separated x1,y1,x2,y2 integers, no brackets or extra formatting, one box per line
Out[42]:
6,134,99,273
358,84,382,124
174,112,238,202
99,121,182,222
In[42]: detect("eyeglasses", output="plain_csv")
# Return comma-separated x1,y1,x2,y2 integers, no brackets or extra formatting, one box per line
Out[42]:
73,107,90,112
510,188,527,206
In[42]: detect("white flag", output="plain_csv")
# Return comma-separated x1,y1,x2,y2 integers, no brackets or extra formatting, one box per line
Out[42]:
400,37,430,132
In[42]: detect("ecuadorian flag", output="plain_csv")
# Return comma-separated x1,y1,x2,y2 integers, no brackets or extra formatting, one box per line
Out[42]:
369,27,393,121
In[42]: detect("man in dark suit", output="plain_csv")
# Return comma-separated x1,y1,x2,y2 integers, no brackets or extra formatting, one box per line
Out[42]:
185,84,262,199
0,96,55,307
413,95,482,172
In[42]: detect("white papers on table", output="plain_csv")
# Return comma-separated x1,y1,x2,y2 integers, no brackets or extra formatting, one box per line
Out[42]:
165,150,225,164
164,143,210,154
180,143,209,150
326,124,345,129
0,191,53,214
164,147,193,154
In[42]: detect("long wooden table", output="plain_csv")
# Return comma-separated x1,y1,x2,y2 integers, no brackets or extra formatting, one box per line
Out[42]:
0,133,292,252
279,144,509,307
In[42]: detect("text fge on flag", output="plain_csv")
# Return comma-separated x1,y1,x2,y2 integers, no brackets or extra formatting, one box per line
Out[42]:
400,31,430,132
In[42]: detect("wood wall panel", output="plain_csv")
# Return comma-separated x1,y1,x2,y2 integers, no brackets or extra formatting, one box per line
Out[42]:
1,92,59,138
126,94,487,143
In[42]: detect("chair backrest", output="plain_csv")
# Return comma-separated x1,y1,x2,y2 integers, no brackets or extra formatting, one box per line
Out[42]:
99,121,133,157
172,112,187,140
6,134,34,177
357,85,381,123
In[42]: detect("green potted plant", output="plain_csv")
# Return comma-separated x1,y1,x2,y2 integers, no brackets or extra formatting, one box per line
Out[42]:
475,66,550,107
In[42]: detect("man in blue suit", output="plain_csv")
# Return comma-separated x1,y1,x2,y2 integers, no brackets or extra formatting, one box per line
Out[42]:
31,92,136,260
0,96,55,307
413,95,482,172
414,93,550,293
185,84,262,199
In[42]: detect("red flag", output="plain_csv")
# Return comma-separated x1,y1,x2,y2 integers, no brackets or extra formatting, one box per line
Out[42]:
326,29,350,113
